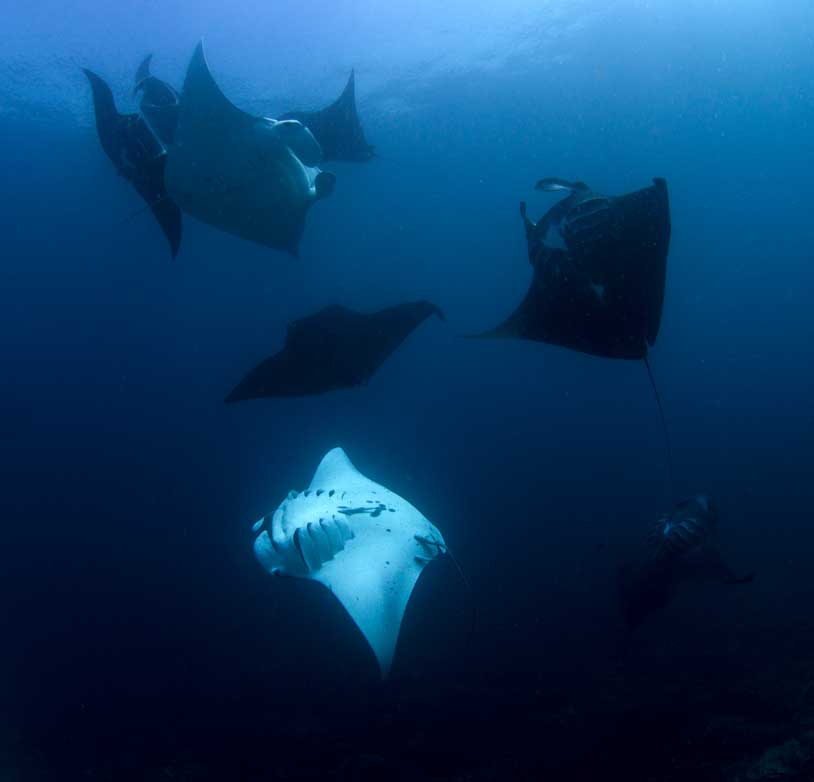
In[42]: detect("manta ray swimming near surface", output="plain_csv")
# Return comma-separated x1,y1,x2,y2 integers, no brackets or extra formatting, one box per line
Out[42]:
83,68,182,258
225,301,445,401
134,55,374,163
163,42,336,255
85,49,365,257
252,447,450,677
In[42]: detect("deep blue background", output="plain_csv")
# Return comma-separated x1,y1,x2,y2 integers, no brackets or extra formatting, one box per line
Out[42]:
2,1,813,778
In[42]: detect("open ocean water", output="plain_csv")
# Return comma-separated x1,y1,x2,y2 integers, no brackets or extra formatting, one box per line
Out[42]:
2,1,814,780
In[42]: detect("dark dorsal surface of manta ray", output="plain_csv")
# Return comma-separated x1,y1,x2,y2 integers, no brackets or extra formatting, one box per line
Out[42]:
225,300,445,402
164,42,336,255
617,494,755,631
133,54,180,146
252,446,448,677
83,68,182,258
280,70,375,162
473,177,671,360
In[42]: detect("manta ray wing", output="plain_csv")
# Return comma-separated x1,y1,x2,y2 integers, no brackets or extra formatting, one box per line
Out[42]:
134,53,153,88
173,41,255,144
252,447,446,677
281,70,375,162
83,68,182,258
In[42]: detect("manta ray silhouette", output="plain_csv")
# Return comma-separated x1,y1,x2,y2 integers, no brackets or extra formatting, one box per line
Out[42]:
83,68,182,258
164,42,336,255
471,177,676,497
225,301,445,401
252,447,448,677
473,177,670,359
618,494,755,630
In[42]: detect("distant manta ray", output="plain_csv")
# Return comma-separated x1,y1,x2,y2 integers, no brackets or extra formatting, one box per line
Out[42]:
252,446,451,677
618,494,755,631
225,301,445,401
83,68,182,258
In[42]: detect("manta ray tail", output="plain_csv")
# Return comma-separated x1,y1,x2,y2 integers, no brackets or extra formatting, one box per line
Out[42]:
416,536,478,658
445,546,478,648
644,352,676,504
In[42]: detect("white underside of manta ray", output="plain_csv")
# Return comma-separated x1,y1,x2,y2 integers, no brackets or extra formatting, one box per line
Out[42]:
165,42,335,255
252,447,447,677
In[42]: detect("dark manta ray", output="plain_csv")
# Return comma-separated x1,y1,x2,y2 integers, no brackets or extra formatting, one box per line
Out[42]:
225,301,444,401
472,177,674,494
618,494,755,631
280,70,375,162
473,177,670,359
83,69,182,258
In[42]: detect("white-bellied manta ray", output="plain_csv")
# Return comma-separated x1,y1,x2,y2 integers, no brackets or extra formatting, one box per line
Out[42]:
251,447,448,677
164,42,336,255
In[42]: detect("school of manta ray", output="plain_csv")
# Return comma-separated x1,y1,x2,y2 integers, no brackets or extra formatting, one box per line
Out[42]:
85,42,755,679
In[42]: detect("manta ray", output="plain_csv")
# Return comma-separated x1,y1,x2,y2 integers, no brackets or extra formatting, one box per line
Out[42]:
252,447,448,677
472,177,676,496
225,300,445,401
83,68,182,258
473,177,670,360
618,494,755,631
164,42,336,255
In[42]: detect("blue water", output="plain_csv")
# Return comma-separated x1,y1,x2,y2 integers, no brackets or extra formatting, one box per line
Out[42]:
2,2,814,779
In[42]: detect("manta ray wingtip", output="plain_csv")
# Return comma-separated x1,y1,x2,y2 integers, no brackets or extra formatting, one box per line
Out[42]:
134,53,153,93
81,67,107,91
425,302,446,322
341,69,356,100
